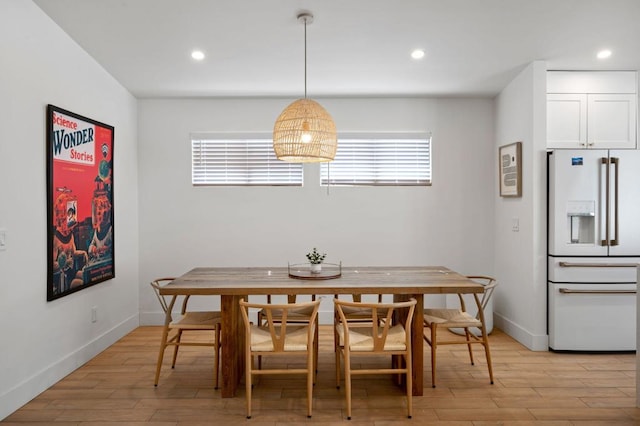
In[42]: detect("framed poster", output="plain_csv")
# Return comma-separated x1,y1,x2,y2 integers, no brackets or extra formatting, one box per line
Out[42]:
47,105,114,301
499,141,522,197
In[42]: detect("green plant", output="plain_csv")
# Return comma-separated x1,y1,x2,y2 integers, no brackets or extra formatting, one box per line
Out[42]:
306,247,326,264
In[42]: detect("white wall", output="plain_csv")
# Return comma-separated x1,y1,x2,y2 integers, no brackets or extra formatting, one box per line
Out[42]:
137,97,496,323
493,61,548,350
0,1,139,419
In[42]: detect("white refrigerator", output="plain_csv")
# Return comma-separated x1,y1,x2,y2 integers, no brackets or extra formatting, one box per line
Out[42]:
548,149,640,351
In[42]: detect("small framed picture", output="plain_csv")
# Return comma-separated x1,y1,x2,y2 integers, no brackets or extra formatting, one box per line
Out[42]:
499,142,522,197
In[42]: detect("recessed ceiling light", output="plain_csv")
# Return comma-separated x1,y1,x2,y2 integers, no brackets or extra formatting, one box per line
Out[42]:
597,49,612,59
411,49,425,60
191,50,205,61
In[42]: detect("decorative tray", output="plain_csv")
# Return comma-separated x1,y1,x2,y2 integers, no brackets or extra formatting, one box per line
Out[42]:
288,262,342,280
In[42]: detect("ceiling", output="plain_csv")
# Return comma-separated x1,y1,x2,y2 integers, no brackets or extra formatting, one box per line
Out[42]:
33,0,640,99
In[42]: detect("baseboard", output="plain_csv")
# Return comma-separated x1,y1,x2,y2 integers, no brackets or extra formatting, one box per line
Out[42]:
494,312,548,351
139,311,166,326
0,314,138,421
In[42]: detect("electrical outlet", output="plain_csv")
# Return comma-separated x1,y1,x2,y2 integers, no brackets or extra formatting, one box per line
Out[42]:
512,217,519,232
91,306,97,323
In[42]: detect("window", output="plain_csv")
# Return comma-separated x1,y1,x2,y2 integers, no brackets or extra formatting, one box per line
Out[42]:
191,134,303,186
320,133,431,186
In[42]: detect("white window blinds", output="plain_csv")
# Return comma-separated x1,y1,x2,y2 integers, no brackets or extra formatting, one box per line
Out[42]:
191,136,303,186
320,134,432,186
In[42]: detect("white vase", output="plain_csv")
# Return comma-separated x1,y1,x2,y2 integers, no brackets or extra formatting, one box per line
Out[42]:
310,263,322,274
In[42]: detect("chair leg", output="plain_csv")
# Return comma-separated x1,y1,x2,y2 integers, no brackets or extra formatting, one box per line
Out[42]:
344,348,352,420
214,324,221,389
334,322,341,388
480,326,495,385
307,347,314,418
154,347,166,386
405,353,412,419
335,346,341,389
154,327,170,386
245,347,252,418
474,293,495,385
257,313,263,370
464,327,475,366
309,321,319,384
430,324,437,388
314,321,319,375
171,330,182,368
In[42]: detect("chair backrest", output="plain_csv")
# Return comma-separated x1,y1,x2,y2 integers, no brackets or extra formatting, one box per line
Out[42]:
240,298,321,353
466,275,498,313
150,277,176,314
334,298,417,352
150,277,196,319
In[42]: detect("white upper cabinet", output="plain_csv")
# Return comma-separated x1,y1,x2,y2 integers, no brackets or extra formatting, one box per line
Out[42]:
547,71,638,149
587,94,636,149
547,93,587,147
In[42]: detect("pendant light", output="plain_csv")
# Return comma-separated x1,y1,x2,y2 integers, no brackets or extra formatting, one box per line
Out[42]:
273,12,337,162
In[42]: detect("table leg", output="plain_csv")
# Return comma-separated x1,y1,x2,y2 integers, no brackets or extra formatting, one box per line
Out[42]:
220,294,247,398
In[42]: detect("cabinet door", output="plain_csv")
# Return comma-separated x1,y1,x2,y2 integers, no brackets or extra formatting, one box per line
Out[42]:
547,94,587,148
588,94,637,149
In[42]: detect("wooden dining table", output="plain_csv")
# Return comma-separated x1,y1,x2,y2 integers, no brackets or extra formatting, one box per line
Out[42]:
159,265,485,397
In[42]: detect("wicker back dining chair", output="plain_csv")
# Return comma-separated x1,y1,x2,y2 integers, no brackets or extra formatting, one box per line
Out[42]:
150,278,221,388
423,275,497,388
240,298,321,419
334,297,417,420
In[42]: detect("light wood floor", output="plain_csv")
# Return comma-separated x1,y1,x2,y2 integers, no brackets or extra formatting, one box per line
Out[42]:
3,326,639,425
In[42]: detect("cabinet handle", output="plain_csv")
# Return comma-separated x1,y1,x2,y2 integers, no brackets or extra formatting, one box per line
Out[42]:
558,261,638,268
559,288,636,295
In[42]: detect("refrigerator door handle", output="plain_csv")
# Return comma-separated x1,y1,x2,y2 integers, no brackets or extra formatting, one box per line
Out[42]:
559,288,636,295
600,157,610,247
558,261,639,268
610,157,619,246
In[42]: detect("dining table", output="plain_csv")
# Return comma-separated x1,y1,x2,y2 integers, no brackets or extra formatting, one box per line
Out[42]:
159,265,486,397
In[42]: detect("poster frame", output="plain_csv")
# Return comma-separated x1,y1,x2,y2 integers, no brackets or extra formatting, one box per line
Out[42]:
46,104,115,301
499,141,522,197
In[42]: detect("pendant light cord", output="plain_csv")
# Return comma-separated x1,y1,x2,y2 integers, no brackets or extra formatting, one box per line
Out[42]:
304,17,308,99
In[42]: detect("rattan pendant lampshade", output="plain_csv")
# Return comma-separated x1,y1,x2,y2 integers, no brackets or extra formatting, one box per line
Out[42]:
273,12,337,163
